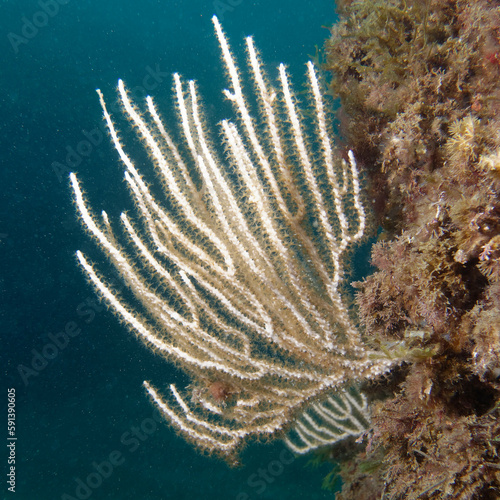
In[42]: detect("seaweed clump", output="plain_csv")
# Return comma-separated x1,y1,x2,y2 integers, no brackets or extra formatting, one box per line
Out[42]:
323,0,500,498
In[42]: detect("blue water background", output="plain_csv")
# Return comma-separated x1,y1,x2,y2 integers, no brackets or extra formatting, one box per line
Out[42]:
0,1,352,498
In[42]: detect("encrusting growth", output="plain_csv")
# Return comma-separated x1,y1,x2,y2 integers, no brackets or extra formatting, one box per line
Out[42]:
70,16,396,458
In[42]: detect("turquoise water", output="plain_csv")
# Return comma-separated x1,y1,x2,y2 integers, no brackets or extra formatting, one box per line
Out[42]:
2,1,342,498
